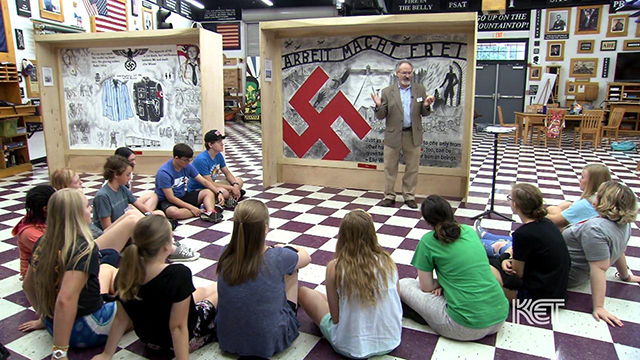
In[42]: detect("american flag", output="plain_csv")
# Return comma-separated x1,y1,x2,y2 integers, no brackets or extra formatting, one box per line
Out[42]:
83,0,98,17
215,23,241,50
92,0,128,33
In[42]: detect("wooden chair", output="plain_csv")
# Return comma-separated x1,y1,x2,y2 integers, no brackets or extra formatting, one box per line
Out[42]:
536,109,566,148
600,108,625,146
497,105,517,141
524,105,545,144
574,110,604,150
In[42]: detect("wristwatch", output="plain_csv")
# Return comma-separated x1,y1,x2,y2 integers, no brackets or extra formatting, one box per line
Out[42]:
52,349,67,359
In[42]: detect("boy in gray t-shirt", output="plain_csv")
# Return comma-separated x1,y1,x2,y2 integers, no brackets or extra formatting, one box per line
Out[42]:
562,216,631,287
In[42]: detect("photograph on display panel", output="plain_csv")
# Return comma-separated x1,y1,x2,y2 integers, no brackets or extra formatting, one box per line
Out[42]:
61,44,202,150
281,34,468,168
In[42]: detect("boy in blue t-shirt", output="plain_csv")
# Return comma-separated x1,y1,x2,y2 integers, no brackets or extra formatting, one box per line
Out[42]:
188,129,245,209
155,143,225,223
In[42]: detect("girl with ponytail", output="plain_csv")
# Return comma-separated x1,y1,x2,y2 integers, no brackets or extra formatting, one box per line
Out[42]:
93,215,218,360
487,184,571,302
215,199,311,358
298,209,402,359
399,195,508,341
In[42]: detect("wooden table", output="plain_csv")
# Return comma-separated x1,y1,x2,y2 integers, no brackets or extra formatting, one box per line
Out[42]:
513,112,585,145
608,102,640,133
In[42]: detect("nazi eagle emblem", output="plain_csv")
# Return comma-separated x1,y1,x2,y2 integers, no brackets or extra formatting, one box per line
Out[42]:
112,48,149,72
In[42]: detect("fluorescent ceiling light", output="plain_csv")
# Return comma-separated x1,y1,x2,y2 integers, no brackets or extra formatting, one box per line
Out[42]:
184,0,204,9
262,0,274,6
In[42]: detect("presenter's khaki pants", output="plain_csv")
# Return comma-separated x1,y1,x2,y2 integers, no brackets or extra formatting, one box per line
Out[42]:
383,130,420,202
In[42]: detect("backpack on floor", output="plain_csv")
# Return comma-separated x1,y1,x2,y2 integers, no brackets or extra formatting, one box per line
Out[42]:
611,141,637,152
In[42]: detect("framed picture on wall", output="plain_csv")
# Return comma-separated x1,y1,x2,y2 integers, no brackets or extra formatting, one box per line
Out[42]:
569,58,598,78
26,60,39,98
142,8,153,30
636,23,640,37
546,41,565,61
606,14,629,37
575,5,602,35
601,40,617,51
565,81,575,95
546,8,571,36
529,66,542,81
577,40,594,53
38,0,64,22
623,40,640,51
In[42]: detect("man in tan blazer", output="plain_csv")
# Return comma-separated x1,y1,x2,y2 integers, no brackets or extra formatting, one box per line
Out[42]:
371,60,435,208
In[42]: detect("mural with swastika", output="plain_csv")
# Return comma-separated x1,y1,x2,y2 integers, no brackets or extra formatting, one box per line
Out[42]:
282,34,468,168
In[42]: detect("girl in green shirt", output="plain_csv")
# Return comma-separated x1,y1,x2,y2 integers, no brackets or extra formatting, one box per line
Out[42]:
399,195,508,341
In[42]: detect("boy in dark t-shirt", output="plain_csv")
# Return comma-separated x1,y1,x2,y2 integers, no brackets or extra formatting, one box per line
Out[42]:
155,143,225,223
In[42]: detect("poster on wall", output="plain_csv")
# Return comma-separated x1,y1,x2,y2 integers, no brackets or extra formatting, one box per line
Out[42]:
16,0,32,17
281,34,467,168
60,44,202,150
244,56,261,121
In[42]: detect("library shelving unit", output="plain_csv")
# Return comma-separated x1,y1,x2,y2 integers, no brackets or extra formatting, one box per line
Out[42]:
0,2,35,178
606,82,640,133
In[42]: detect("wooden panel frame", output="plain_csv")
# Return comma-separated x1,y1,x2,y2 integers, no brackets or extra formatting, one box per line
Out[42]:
606,14,629,37
0,0,16,63
259,14,477,200
39,0,64,22
575,5,602,35
34,29,224,176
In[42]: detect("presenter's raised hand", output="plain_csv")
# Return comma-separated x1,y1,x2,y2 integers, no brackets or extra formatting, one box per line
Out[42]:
424,95,436,107
371,92,382,108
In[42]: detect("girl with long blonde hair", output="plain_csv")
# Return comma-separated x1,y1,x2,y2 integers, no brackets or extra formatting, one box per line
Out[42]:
22,189,119,357
562,181,639,327
93,216,218,360
299,209,402,359
215,199,311,358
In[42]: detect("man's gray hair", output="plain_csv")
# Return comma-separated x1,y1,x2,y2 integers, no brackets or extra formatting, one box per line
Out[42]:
395,60,414,72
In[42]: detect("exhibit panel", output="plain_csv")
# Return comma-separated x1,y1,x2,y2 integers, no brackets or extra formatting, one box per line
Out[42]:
260,14,476,200
34,28,224,175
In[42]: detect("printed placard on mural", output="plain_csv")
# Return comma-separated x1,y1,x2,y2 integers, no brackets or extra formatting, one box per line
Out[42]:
281,34,467,168
61,44,202,150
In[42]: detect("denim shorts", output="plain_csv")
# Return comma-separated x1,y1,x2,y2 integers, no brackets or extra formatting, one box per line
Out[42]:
44,301,116,348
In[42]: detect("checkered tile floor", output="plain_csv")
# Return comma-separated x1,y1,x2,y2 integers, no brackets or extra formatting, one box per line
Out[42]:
0,123,639,360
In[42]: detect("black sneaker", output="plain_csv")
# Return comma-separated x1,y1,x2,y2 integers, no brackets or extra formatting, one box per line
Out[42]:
170,219,180,231
200,210,223,224
225,197,238,210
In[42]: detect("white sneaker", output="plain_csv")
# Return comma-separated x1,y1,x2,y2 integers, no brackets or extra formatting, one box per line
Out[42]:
168,242,200,262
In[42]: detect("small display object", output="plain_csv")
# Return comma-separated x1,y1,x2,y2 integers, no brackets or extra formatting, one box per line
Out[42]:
606,14,629,37
546,41,564,61
600,40,617,51
577,40,594,54
546,8,571,36
529,66,542,80
569,58,598,78
575,5,602,35
39,0,64,22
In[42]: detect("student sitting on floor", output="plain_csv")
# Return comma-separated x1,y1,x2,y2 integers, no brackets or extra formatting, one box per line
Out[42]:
12,185,55,280
399,195,508,341
546,163,611,228
215,199,311,358
487,184,571,302
52,167,197,262
114,147,159,211
92,155,162,231
92,216,218,360
298,209,402,359
22,189,119,356
155,143,225,224
475,163,611,256
188,129,245,210
562,181,639,327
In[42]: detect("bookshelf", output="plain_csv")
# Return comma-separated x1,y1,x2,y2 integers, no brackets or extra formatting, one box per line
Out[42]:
606,82,640,102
